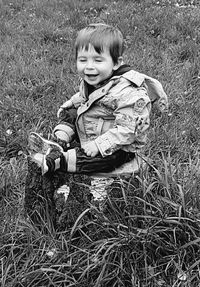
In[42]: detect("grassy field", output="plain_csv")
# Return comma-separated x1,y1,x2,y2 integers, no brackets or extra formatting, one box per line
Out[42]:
0,0,200,286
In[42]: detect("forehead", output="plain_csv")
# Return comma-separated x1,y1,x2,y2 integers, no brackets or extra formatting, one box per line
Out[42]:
77,44,110,56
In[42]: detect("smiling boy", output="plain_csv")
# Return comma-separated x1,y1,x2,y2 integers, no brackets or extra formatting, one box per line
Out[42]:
29,23,168,175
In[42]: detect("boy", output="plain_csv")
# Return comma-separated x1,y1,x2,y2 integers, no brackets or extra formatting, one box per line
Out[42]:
29,23,168,175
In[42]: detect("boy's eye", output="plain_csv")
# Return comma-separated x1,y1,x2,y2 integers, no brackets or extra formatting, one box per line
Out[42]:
95,58,103,62
78,58,86,62
77,57,87,62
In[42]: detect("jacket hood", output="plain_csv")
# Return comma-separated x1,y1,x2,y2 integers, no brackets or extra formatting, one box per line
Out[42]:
114,69,168,112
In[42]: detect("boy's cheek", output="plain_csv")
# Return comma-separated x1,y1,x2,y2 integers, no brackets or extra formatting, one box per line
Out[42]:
76,63,82,72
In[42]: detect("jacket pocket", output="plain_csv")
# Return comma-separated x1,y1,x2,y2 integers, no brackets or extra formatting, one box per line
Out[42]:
97,116,115,136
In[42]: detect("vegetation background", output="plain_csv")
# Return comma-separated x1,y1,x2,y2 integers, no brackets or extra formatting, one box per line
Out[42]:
0,0,200,286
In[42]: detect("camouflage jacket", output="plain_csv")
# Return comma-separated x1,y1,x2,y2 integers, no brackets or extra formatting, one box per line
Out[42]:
69,69,168,157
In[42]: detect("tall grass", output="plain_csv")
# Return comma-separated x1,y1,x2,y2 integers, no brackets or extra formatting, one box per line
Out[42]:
1,0,200,286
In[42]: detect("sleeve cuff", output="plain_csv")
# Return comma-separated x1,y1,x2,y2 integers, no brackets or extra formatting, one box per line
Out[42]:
95,135,117,157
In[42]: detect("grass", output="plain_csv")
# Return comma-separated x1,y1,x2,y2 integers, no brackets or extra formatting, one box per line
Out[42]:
0,0,200,286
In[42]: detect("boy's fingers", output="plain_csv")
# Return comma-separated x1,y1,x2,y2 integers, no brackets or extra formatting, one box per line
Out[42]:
57,107,66,118
84,149,91,157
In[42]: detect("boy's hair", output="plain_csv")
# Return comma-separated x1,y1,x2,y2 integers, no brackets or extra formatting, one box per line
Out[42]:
75,23,124,64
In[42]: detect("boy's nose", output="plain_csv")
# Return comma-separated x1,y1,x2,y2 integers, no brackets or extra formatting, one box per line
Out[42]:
85,60,94,70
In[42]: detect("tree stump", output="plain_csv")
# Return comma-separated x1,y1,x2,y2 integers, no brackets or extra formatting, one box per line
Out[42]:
24,158,92,231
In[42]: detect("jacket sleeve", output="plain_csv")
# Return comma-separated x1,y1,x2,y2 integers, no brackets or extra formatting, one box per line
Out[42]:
94,87,151,157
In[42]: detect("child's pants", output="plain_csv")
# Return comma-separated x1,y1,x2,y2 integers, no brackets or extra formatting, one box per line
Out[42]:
67,147,135,174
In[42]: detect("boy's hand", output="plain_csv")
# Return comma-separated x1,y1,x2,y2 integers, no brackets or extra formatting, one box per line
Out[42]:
83,141,99,157
57,100,73,118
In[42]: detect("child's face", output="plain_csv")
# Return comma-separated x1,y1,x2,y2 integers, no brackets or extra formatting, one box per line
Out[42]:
76,44,120,86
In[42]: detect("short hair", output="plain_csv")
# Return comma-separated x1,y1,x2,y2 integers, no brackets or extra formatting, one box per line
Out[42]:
75,23,124,64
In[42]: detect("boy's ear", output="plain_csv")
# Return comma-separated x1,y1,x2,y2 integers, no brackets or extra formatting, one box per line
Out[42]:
113,56,123,70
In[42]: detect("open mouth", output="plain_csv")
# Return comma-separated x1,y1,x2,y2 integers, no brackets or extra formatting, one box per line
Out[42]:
85,74,99,80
